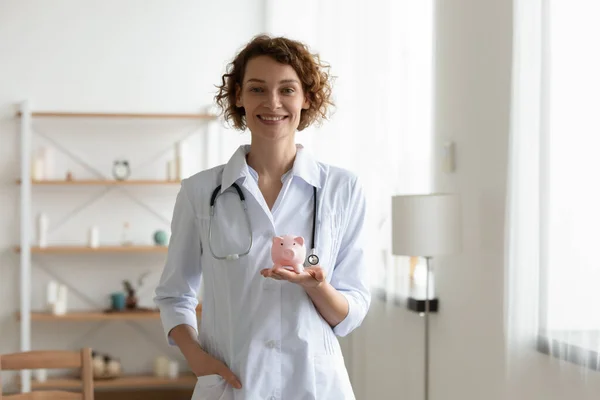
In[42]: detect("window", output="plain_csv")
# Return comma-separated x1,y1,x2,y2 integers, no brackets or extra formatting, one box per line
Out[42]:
537,0,600,370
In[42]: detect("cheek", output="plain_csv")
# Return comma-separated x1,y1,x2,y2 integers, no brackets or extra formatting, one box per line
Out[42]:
242,100,257,114
242,105,259,125
289,100,306,117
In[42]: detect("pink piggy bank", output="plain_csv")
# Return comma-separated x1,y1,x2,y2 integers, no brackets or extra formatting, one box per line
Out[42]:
271,235,306,274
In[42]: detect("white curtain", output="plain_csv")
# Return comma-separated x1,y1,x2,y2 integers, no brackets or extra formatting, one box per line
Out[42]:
265,0,434,305
506,0,600,378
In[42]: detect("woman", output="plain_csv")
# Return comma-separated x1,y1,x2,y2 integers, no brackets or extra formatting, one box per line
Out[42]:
154,34,370,400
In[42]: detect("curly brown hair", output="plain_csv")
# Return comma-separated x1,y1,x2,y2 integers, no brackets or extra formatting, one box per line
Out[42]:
215,34,334,131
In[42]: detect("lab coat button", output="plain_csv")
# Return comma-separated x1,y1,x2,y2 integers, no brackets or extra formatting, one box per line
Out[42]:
266,340,279,349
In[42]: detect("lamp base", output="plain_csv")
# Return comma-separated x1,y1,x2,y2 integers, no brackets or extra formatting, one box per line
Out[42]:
407,297,439,313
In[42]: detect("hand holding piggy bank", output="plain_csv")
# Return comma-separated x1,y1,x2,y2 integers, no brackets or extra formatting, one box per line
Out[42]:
270,235,306,274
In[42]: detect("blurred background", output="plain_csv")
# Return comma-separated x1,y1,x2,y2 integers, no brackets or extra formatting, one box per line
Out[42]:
1,1,599,399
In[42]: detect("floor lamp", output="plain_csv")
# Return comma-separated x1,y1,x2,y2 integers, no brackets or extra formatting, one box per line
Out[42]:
391,193,462,400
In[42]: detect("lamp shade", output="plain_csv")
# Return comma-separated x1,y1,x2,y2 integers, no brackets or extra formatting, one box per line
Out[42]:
391,193,462,257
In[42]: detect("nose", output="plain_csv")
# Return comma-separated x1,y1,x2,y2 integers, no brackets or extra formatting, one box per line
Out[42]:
283,249,295,259
265,91,282,110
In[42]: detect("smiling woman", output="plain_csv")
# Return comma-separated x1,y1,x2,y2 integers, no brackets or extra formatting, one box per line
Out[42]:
154,34,370,400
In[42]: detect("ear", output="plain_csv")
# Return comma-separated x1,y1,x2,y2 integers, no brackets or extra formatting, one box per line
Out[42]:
273,236,283,244
302,95,310,110
235,84,243,108
294,236,305,246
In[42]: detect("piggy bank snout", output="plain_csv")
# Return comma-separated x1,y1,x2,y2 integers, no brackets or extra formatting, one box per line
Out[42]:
283,249,296,259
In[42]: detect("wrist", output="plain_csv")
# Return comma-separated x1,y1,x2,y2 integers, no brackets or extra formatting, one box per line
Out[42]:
304,280,327,293
180,342,205,361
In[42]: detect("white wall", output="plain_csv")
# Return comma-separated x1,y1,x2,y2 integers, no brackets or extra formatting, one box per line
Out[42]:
0,0,262,391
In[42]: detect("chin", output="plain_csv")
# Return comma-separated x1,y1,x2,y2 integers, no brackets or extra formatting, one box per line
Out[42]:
249,125,295,140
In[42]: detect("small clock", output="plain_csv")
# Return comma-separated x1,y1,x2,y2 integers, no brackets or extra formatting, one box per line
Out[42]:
112,160,130,181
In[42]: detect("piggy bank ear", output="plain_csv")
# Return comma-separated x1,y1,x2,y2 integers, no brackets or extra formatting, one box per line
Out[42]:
273,236,283,244
294,236,305,246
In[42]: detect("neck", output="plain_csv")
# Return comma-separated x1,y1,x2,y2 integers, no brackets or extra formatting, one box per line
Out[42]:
246,137,297,181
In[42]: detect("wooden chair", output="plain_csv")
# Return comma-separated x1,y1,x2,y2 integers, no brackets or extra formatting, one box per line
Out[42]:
0,348,94,400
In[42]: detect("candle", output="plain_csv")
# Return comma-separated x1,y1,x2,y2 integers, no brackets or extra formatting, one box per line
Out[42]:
46,281,58,311
174,142,182,180
34,369,47,382
168,361,179,379
52,284,68,315
88,226,99,248
37,213,48,248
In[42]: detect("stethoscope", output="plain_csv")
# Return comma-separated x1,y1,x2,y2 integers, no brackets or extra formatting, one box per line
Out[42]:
208,183,320,266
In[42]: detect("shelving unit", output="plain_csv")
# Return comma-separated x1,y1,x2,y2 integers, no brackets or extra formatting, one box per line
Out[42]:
14,245,169,254
16,111,216,120
16,102,214,393
21,311,163,321
16,306,201,322
17,179,181,185
27,374,197,390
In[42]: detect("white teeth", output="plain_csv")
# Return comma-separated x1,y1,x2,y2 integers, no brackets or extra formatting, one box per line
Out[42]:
260,116,286,121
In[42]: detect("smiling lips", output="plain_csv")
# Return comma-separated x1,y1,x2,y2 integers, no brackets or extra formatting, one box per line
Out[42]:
258,115,289,124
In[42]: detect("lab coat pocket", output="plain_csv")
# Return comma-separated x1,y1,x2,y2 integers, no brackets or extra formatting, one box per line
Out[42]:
192,374,228,400
313,354,355,400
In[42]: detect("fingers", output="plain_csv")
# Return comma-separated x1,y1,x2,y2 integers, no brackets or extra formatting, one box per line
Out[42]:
272,268,296,280
260,269,283,280
261,268,291,280
305,267,325,282
216,364,242,389
261,267,318,283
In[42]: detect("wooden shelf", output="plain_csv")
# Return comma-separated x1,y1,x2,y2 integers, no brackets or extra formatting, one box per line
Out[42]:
17,179,181,186
28,374,197,389
16,111,217,120
18,306,201,322
14,245,168,254
19,311,161,322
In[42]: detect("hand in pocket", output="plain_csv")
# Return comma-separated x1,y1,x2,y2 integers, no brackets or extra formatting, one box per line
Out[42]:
190,348,242,390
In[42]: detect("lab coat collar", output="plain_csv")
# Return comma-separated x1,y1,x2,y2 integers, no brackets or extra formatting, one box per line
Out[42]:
220,145,250,194
220,144,322,193
291,144,322,189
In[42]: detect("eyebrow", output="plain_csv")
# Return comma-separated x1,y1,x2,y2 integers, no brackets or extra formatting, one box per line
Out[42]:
245,78,300,85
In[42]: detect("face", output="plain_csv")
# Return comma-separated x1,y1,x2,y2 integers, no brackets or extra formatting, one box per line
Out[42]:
236,55,310,140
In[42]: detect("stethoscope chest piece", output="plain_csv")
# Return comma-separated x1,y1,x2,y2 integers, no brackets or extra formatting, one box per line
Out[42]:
307,250,319,266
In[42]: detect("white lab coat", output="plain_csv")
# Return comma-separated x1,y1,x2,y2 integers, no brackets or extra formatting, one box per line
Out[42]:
154,145,370,400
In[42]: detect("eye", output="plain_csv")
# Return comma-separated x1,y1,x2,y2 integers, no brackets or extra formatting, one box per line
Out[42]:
249,87,263,93
280,243,283,246
282,88,295,94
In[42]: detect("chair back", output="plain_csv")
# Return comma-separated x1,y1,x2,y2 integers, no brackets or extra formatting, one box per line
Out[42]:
0,348,94,400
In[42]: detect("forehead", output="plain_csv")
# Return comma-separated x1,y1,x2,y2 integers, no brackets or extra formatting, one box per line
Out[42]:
243,55,301,84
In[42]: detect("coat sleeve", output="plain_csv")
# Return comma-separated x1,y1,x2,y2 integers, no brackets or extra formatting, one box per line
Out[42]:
330,176,371,337
154,180,202,345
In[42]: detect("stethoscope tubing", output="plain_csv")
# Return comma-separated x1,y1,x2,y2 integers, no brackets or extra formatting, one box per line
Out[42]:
208,183,319,265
